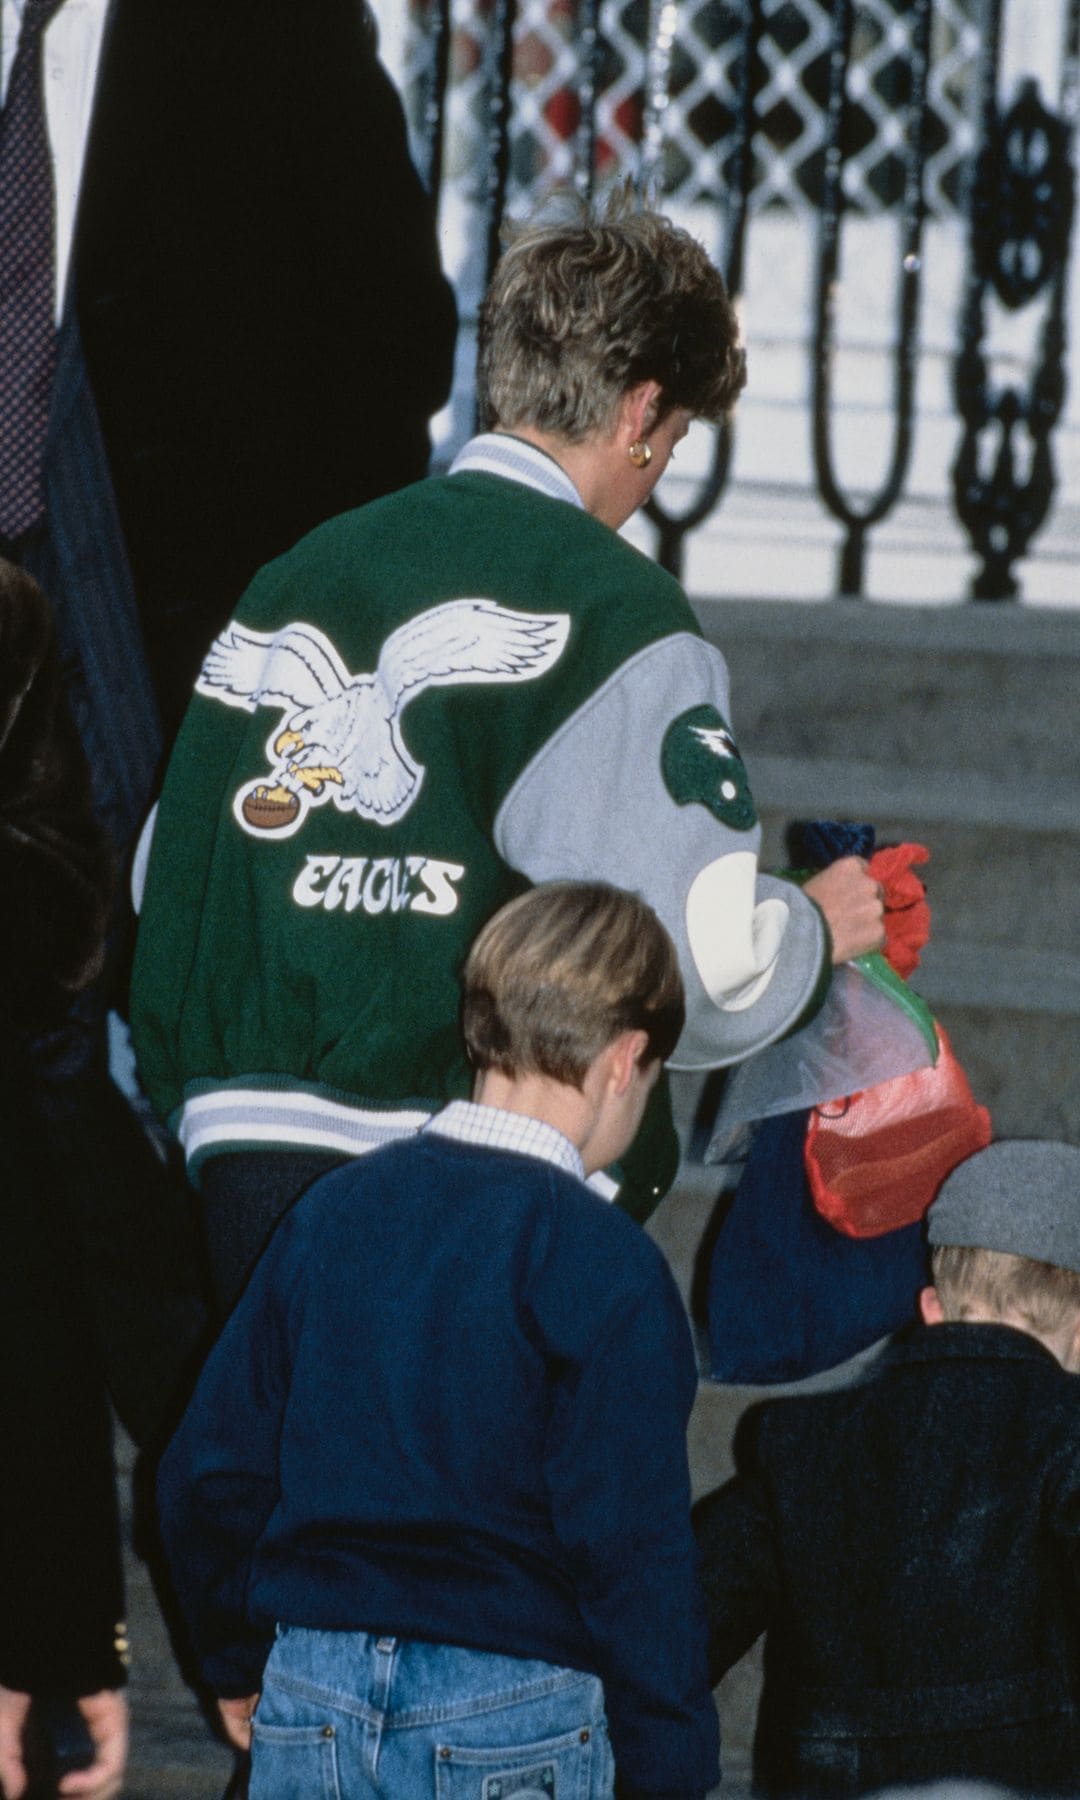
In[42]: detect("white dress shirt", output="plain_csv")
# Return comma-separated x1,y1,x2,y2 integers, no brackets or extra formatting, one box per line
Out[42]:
2,0,110,318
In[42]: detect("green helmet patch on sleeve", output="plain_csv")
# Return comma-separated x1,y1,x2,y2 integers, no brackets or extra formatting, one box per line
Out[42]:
661,704,757,831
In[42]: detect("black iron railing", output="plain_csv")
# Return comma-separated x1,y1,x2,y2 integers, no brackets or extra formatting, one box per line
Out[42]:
811,0,932,597
406,0,1079,601
953,1,1079,598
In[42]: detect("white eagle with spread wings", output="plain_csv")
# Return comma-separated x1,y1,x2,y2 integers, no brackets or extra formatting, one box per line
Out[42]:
197,599,571,833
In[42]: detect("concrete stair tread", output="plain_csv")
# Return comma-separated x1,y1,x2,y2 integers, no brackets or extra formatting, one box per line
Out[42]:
690,597,1080,787
747,752,1079,832
694,594,1080,658
914,941,1080,1014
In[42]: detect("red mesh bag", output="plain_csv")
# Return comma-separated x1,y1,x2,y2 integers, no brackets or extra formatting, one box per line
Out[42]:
804,1024,992,1239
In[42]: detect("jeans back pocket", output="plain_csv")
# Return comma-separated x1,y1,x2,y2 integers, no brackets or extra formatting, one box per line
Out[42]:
250,1719,342,1800
435,1720,606,1799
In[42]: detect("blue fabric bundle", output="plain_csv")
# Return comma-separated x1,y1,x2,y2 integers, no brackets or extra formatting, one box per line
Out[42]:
705,820,929,1384
706,1109,929,1383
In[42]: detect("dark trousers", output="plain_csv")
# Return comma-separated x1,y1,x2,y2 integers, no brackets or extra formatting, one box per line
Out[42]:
200,1150,346,1319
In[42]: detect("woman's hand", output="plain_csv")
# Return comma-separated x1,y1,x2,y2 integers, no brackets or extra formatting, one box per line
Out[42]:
803,856,886,965
217,1694,260,1752
0,1686,128,1800
57,1692,128,1799
0,1688,31,1799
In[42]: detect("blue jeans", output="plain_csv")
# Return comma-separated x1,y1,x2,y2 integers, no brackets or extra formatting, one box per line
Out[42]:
250,1627,615,1798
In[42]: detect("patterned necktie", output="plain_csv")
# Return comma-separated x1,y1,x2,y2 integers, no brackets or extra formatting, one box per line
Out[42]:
0,0,66,540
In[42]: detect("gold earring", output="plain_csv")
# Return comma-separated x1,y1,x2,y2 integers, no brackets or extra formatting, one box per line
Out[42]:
628,439,653,469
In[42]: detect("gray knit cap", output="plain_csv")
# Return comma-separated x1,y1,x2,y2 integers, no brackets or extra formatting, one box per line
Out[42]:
927,1139,1080,1273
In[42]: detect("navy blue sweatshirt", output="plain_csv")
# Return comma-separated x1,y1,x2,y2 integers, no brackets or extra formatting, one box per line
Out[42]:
157,1120,719,1797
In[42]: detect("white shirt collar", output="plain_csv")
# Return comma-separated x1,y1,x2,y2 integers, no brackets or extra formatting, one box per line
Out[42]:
423,1099,585,1183
449,433,584,510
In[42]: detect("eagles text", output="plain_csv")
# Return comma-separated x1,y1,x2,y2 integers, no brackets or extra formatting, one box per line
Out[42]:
292,854,466,917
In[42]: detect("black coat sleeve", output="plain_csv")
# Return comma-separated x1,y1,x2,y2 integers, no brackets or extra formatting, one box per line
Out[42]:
692,1408,783,1685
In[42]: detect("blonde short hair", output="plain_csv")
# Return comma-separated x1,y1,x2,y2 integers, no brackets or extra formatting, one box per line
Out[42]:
461,880,685,1089
477,195,746,441
931,1243,1080,1338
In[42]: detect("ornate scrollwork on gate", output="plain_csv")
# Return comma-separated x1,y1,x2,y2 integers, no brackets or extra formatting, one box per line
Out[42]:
972,79,1075,310
953,4,1079,602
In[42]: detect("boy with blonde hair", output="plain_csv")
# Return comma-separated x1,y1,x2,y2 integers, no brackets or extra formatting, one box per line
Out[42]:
695,1139,1080,1797
158,880,719,1800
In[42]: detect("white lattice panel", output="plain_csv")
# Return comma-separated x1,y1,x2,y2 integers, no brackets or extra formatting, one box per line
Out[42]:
406,0,982,218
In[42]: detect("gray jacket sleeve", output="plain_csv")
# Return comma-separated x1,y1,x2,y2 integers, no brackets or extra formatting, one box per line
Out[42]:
494,630,828,1069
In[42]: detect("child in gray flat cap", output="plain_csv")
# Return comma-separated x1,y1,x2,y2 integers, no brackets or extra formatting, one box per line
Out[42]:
695,1138,1080,1798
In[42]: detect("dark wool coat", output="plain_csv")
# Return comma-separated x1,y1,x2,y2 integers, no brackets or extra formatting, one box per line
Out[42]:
73,0,458,744
9,0,458,1449
0,570,125,1694
694,1323,1080,1797
0,570,111,1041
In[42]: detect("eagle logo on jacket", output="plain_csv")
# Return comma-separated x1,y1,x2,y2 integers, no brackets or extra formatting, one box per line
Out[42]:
196,600,571,837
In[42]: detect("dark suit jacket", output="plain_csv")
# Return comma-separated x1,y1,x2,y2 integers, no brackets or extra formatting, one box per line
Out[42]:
694,1323,1080,1797
59,0,458,747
